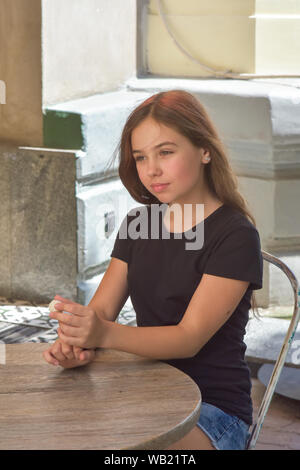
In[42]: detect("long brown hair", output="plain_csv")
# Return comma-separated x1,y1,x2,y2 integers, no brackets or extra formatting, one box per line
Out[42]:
107,90,260,316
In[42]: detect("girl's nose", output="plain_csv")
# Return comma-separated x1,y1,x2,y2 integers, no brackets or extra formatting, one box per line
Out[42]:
147,160,162,177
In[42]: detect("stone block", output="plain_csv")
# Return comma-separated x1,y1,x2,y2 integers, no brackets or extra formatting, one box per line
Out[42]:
245,316,300,368
2,146,79,303
77,179,143,274
127,77,300,178
0,145,13,297
44,90,151,179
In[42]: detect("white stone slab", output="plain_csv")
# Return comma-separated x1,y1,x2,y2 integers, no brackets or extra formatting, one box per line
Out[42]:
47,90,151,178
77,179,143,272
245,316,300,368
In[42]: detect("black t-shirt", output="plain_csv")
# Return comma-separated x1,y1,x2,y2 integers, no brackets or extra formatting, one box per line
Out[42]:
110,203,263,425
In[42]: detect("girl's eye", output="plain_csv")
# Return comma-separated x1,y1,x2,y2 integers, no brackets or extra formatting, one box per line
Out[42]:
134,150,173,162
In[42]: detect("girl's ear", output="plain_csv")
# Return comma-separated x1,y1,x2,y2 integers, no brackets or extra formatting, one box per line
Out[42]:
200,148,210,162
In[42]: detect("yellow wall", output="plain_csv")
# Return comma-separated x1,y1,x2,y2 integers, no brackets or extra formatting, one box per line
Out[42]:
146,0,300,77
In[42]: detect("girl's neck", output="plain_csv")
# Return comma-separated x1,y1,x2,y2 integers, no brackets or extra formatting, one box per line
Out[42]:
164,197,223,234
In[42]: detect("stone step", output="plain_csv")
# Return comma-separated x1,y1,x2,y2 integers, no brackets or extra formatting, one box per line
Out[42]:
77,179,142,275
257,363,300,400
245,316,300,368
43,89,150,179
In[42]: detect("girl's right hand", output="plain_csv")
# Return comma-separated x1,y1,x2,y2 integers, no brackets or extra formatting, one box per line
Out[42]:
43,338,96,369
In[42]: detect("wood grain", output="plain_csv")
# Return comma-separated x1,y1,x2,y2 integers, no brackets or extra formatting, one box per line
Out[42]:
0,343,201,450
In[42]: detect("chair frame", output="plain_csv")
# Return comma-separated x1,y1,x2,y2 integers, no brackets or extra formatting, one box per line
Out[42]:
246,249,300,450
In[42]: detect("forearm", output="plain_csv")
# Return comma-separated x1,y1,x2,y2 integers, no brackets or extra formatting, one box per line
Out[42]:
88,300,110,322
101,320,194,360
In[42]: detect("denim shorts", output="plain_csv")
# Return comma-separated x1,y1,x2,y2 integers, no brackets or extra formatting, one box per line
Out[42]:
196,402,251,450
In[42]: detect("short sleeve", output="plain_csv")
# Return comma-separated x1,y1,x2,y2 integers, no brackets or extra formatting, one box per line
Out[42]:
203,226,263,290
110,206,145,264
110,213,132,264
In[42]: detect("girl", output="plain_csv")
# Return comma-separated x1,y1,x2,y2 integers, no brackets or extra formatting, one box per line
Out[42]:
44,90,263,450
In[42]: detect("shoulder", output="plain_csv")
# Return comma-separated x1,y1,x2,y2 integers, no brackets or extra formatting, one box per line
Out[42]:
212,205,261,248
222,205,259,233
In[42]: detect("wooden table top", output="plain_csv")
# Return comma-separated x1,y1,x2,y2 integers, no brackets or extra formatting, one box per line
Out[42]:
0,343,201,450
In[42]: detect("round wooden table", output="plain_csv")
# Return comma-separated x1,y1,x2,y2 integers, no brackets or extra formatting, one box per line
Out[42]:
0,343,201,450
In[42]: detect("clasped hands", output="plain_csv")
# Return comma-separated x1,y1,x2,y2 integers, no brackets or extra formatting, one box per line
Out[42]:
50,297,106,350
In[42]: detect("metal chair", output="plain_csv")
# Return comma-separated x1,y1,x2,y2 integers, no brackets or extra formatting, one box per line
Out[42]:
246,249,300,450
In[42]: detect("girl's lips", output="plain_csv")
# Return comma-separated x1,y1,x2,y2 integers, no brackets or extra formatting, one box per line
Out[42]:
151,183,170,192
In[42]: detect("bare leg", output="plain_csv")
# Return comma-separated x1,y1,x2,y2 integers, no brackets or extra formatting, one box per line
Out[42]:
166,425,215,450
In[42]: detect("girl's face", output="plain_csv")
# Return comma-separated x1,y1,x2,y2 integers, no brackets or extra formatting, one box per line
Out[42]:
131,117,209,207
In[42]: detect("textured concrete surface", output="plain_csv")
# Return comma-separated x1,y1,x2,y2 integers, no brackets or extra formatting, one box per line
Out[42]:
0,146,78,303
245,316,300,368
77,180,142,275
0,146,11,297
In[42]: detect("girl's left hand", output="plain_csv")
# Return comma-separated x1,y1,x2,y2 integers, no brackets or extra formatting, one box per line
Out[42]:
49,301,106,349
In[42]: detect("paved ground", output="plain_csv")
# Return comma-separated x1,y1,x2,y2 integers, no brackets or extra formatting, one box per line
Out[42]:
251,378,300,450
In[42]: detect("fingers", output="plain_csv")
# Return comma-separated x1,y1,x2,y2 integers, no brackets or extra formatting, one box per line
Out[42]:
53,302,89,318
73,346,84,361
49,310,81,328
43,341,96,366
82,349,96,362
60,341,75,360
59,323,83,344
77,348,96,362
43,344,65,366
43,348,60,366
44,340,73,365
54,295,76,304
51,340,69,362
57,327,81,348
73,346,95,362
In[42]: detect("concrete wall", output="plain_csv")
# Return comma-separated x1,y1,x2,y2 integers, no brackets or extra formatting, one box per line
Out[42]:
42,0,137,106
0,144,78,302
